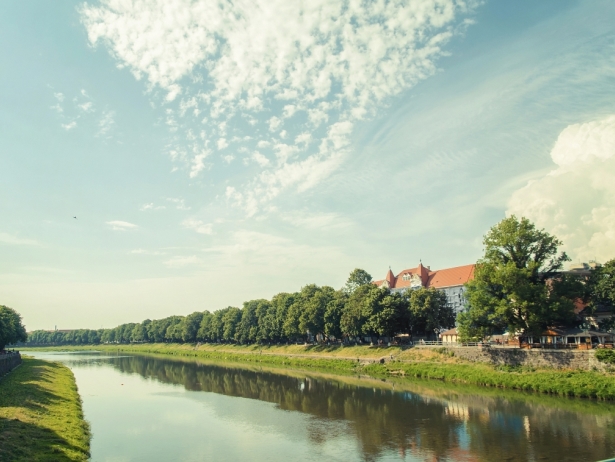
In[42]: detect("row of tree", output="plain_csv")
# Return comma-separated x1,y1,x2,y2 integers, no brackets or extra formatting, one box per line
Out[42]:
22,216,615,347
27,278,454,346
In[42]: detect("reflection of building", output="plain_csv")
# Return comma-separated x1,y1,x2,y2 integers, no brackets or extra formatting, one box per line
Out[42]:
374,263,475,313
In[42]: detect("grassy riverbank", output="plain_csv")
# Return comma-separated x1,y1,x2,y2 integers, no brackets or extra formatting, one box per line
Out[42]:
0,357,90,462
23,343,615,400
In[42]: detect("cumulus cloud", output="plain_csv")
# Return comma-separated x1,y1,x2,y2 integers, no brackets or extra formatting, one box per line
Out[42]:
507,116,615,262
106,220,138,231
81,0,475,213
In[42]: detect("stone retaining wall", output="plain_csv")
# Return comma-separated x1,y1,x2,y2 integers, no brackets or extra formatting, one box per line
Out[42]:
422,347,607,372
0,353,22,377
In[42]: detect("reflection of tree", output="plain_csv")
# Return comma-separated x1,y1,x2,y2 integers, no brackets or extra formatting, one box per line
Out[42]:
97,355,615,462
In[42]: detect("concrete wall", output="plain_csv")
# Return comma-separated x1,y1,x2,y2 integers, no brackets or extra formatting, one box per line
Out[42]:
421,346,607,372
0,353,22,377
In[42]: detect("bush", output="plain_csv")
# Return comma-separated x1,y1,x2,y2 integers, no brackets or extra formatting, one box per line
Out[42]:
595,349,615,364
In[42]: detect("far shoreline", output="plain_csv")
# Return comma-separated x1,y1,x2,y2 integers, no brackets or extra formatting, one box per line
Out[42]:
21,342,615,400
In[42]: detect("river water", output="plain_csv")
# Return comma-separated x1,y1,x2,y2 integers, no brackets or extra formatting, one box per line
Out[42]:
30,351,615,462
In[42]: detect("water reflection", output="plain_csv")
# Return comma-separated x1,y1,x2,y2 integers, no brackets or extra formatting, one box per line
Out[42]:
38,353,615,462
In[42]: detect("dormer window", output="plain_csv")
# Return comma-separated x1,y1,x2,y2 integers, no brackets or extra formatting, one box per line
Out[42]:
402,273,411,281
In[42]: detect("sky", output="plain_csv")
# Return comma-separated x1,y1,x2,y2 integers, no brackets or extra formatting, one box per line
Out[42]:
1,0,614,331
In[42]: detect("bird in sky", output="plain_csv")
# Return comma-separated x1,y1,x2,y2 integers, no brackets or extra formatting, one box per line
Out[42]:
73,216,77,219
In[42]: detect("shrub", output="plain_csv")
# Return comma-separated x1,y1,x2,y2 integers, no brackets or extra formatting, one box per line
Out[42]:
595,349,615,364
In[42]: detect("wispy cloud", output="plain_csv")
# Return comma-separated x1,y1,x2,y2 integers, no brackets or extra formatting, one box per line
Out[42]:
81,0,477,214
106,220,138,231
97,110,115,137
139,202,166,211
0,232,40,246
166,198,190,210
182,218,213,235
62,121,77,131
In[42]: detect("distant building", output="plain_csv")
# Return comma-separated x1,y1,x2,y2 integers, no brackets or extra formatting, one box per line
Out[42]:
440,327,459,344
373,263,475,313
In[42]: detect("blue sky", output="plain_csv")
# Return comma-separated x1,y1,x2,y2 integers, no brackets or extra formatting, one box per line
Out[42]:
2,0,614,330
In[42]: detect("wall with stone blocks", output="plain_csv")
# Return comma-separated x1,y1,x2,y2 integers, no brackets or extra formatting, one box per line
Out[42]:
427,347,607,372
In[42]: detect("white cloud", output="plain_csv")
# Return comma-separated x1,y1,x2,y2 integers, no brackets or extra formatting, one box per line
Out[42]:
79,101,94,112
268,116,282,132
222,154,235,163
97,110,115,137
139,203,166,211
0,232,40,246
507,116,615,262
106,220,138,231
251,151,270,167
189,150,210,178
167,198,191,210
62,121,77,131
182,218,213,235
81,0,475,213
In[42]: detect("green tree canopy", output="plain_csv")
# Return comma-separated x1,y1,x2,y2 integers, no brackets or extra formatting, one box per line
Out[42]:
458,216,580,340
408,288,454,339
589,259,615,308
344,268,373,294
0,305,27,350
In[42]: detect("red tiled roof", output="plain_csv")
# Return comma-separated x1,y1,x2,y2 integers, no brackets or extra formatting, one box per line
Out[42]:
427,264,475,289
441,327,458,336
374,263,475,290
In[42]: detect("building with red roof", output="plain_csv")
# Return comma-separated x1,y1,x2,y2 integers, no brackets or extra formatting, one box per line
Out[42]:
374,263,475,313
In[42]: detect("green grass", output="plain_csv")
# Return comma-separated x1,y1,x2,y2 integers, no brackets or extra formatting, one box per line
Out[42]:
364,361,615,400
0,357,90,461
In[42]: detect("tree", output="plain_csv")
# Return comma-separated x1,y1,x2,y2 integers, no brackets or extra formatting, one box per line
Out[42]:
0,305,27,350
340,284,372,339
298,285,335,342
345,268,373,294
182,312,204,343
222,307,242,342
324,290,347,340
589,259,615,307
408,288,453,339
587,259,615,330
458,216,580,340
362,288,407,340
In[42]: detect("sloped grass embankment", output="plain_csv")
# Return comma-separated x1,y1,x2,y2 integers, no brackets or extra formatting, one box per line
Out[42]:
0,357,90,462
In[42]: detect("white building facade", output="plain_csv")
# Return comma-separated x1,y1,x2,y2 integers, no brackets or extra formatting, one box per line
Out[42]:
374,263,475,314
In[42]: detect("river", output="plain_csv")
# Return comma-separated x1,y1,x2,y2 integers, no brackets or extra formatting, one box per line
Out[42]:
30,351,615,462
